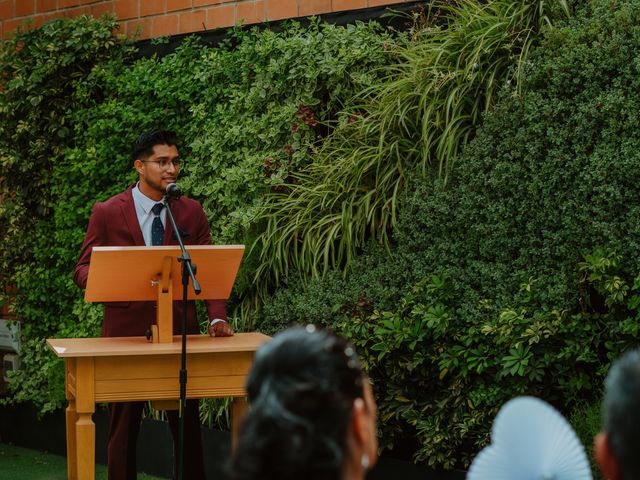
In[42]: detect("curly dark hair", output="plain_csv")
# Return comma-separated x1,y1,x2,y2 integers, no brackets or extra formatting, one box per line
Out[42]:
228,326,365,480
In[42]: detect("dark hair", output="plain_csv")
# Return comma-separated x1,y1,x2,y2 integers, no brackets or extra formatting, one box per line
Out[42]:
228,326,365,480
131,130,177,161
603,348,640,480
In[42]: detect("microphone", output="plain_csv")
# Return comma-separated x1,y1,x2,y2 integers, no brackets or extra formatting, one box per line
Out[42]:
166,183,182,199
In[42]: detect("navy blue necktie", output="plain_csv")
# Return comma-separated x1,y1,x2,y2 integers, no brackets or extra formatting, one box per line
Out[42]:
151,203,165,246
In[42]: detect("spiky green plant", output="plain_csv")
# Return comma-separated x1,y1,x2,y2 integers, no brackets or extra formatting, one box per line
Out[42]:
253,0,571,288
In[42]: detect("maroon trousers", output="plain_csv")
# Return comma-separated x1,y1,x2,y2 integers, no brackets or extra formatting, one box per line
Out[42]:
107,400,206,480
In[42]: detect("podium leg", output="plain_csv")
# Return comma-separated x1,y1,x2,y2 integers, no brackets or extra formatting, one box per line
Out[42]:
64,358,79,480
76,413,95,480
66,402,78,480
231,397,248,451
74,357,96,480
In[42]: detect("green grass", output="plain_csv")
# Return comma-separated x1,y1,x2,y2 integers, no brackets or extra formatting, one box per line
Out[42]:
0,443,166,480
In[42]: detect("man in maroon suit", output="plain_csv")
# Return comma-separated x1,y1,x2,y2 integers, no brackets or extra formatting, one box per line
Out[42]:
74,130,233,480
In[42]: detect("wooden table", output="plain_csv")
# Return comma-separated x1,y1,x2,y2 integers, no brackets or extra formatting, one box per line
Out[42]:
46,332,270,480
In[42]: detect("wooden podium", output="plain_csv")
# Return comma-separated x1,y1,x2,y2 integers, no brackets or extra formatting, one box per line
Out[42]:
46,245,270,480
84,245,246,343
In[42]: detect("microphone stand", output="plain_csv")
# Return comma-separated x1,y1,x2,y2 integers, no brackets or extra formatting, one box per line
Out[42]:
164,194,200,480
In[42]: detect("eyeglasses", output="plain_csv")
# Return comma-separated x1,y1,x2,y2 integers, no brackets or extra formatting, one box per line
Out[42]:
142,159,179,169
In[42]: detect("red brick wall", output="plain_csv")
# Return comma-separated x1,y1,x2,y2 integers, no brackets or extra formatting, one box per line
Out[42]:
0,0,412,40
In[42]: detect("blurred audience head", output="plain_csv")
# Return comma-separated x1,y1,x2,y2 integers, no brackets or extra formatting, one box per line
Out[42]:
229,325,378,480
595,348,640,480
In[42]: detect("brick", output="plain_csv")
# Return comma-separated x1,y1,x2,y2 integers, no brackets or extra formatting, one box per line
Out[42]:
59,0,83,7
3,18,27,38
140,0,163,16
332,0,366,12
179,9,206,34
0,1,13,21
16,0,36,16
91,1,115,17
194,0,220,6
151,13,179,37
114,0,137,19
63,5,92,17
236,0,265,25
29,14,47,28
36,0,58,12
204,4,233,29
43,10,65,22
299,0,330,16
265,0,296,21
167,0,191,12
126,16,152,38
368,0,403,6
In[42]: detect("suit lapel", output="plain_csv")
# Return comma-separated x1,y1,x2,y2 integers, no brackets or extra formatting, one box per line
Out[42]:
121,186,146,246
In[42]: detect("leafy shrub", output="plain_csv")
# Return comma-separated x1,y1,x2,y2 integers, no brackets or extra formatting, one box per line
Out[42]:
0,15,133,412
62,20,400,324
178,20,400,316
258,240,412,335
253,0,571,288
395,0,640,322
334,248,640,469
0,16,402,413
259,0,640,466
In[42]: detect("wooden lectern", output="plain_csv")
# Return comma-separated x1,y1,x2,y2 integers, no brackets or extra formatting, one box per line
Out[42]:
47,245,271,480
84,245,246,343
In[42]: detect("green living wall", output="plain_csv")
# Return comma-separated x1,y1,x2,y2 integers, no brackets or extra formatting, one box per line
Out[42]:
0,14,400,412
6,0,639,471
260,0,640,469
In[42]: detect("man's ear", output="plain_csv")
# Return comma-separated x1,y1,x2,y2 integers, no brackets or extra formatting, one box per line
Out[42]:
134,159,144,176
595,432,621,480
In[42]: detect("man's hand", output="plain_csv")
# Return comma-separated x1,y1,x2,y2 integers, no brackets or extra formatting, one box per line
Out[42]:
208,321,234,337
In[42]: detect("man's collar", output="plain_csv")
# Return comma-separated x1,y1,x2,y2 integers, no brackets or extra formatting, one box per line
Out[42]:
132,182,163,214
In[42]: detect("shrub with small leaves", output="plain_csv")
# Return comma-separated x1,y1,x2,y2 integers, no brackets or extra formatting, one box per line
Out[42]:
259,0,640,466
0,16,402,414
0,15,133,412
337,251,640,468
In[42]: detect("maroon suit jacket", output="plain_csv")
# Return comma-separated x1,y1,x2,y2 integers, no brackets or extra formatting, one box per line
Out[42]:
73,185,227,337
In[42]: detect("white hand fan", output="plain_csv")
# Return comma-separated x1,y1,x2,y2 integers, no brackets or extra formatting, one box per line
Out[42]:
466,396,592,480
